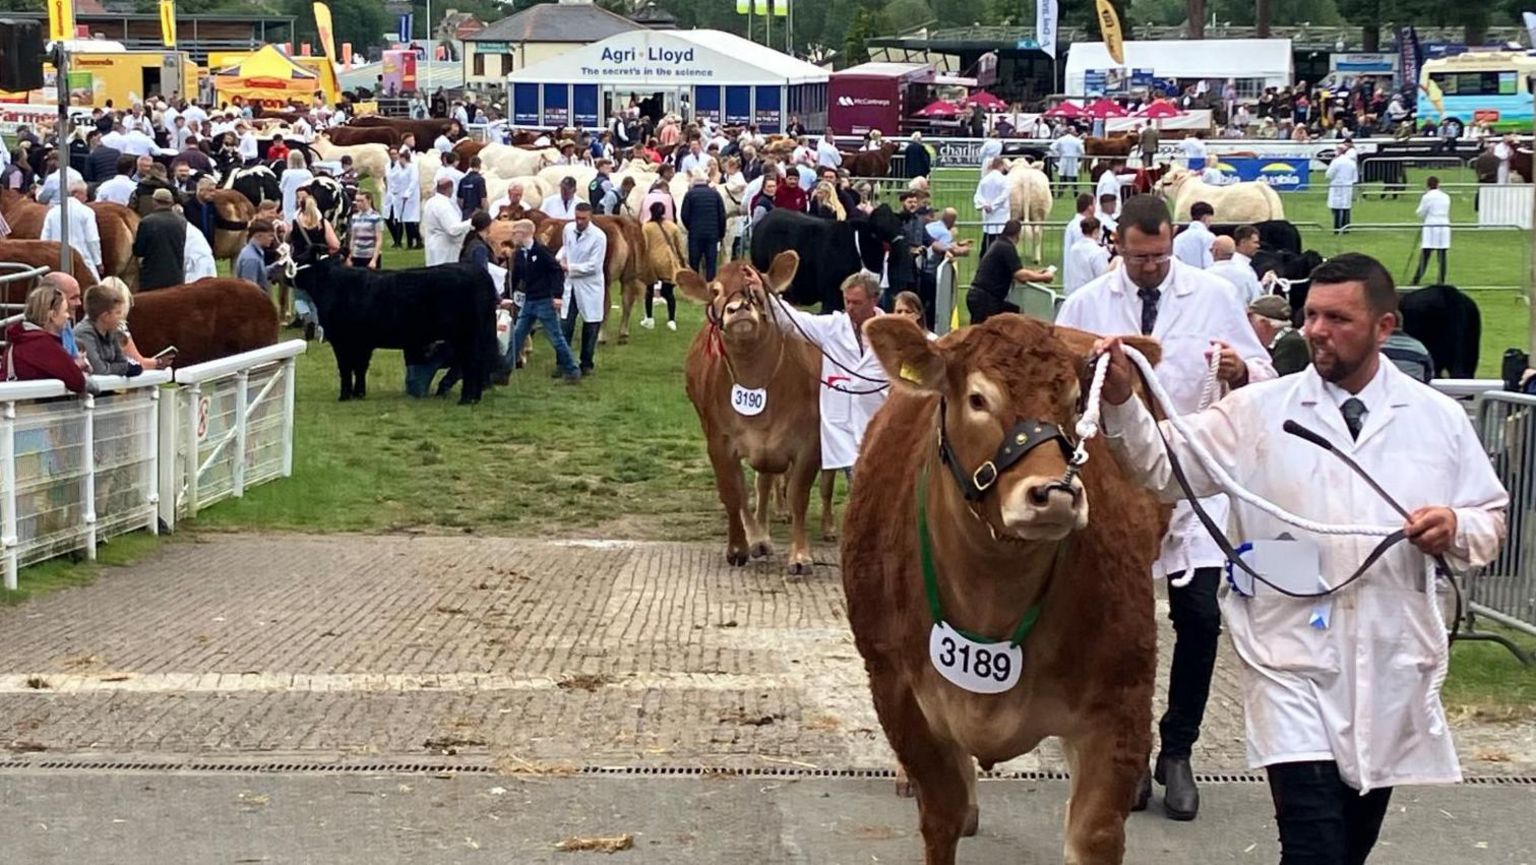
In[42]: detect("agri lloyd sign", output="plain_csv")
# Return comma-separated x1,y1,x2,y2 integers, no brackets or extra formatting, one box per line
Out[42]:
579,43,716,81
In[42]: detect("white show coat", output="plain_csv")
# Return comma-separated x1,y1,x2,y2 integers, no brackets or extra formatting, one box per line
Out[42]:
184,225,217,281
38,168,85,205
94,175,136,206
540,194,579,220
278,168,313,223
1417,188,1452,250
1208,253,1264,306
1065,237,1109,294
1095,168,1122,211
421,194,471,266
1494,141,1512,184
433,166,464,191
1172,221,1215,269
1058,260,1275,577
1102,361,1507,792
1325,151,1358,210
768,297,889,470
973,169,1010,235
1061,213,1087,287
385,161,421,222
1050,134,1083,176
977,137,1003,175
42,201,102,282
816,139,843,169
1180,137,1207,168
557,222,608,323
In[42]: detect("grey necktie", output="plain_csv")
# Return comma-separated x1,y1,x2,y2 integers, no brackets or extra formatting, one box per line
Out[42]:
1340,397,1368,441
1137,287,1161,336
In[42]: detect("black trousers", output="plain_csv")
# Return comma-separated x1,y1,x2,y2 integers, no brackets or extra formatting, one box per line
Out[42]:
402,220,421,249
1159,567,1222,758
1267,761,1394,865
1412,248,1447,285
979,231,1000,256
1331,208,1351,232
561,304,600,372
917,270,938,330
386,218,403,247
645,282,677,322
688,234,719,281
964,288,1017,326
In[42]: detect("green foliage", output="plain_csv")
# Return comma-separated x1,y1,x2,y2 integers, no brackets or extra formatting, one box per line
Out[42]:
844,7,873,64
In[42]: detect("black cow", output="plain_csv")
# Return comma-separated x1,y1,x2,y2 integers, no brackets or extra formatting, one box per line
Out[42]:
304,175,354,244
222,164,281,209
1250,248,1325,325
1400,284,1482,379
749,204,907,311
292,253,498,404
1211,219,1303,255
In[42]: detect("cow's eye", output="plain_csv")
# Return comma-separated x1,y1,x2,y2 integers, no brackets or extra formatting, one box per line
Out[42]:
967,393,987,412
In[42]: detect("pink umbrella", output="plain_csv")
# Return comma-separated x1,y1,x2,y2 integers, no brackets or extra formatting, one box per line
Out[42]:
1043,101,1087,119
1133,99,1186,119
1084,97,1129,119
915,100,961,117
967,91,1008,110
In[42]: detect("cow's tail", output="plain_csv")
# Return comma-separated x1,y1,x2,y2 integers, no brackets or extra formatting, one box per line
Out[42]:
1261,182,1284,220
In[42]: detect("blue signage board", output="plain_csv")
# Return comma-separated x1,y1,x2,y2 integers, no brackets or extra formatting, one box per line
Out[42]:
542,84,569,127
1208,157,1311,191
725,86,752,126
572,84,599,128
694,86,722,124
754,85,781,132
512,83,540,126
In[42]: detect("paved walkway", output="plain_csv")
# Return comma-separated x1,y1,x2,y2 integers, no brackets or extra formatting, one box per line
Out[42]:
1,534,1531,777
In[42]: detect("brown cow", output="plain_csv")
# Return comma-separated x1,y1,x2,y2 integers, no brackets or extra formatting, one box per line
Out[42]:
493,214,649,345
839,142,898,177
1,190,140,287
1084,134,1136,158
677,253,823,574
126,278,279,367
0,240,100,302
844,314,1165,865
207,190,257,266
452,139,489,163
349,116,451,152
324,125,401,149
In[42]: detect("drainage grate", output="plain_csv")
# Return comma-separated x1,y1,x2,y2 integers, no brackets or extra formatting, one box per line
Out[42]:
0,758,1531,785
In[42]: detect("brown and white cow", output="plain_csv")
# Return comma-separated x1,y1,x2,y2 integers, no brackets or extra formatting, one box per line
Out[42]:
678,253,823,574
844,313,1165,865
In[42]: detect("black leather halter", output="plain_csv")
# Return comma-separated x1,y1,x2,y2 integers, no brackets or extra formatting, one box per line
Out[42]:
937,398,1074,502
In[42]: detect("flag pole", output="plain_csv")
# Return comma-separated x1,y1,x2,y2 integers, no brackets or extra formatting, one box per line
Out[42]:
54,43,72,278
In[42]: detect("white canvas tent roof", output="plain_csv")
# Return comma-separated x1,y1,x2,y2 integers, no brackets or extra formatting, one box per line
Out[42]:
1064,39,1293,93
506,28,828,87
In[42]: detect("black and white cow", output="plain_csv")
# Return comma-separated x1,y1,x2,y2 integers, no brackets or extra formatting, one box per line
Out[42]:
221,164,282,209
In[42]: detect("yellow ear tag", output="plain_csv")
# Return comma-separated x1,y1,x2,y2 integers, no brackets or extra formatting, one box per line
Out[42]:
900,362,923,384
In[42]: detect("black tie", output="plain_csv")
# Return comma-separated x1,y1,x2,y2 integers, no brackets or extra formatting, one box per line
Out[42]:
1340,397,1367,440
1138,287,1161,336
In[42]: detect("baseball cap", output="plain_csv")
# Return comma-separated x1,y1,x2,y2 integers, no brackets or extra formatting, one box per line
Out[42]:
1248,295,1291,322
151,188,175,204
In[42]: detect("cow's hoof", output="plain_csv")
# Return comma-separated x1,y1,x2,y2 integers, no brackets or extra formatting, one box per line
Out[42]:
786,558,812,577
821,529,839,542
726,548,749,567
1131,769,1152,812
962,804,979,838
894,776,915,799
749,540,774,559
617,333,630,345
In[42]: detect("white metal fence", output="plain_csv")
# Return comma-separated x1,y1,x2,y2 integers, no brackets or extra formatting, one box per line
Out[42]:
0,340,306,589
1473,391,1536,643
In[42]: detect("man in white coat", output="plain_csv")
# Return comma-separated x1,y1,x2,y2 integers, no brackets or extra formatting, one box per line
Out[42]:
1064,216,1109,294
1412,175,1452,285
384,151,422,249
41,182,103,283
1049,127,1084,197
1325,143,1358,234
768,271,889,480
421,178,473,266
1207,234,1264,306
556,202,608,376
977,129,1003,177
1093,252,1506,862
541,177,581,220
1057,195,1275,821
815,134,843,170
1095,163,1123,216
1172,201,1216,269
973,157,1011,255
1494,134,1514,184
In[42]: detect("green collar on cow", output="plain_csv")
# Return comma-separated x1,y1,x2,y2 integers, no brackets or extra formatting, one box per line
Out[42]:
916,465,1047,648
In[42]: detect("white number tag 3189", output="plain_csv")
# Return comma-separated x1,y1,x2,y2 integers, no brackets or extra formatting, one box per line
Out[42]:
730,384,767,417
928,622,1023,694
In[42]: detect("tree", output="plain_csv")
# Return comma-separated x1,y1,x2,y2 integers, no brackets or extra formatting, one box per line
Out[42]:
843,7,872,65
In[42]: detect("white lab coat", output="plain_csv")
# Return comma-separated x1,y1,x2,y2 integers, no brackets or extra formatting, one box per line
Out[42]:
557,222,608,323
1180,137,1207,168
1326,152,1358,210
433,166,464,191
1065,237,1109,294
768,296,889,470
1050,134,1083,177
1102,360,1507,792
973,169,1010,235
1061,213,1087,287
1208,253,1264,306
1095,169,1123,211
37,168,85,205
1058,260,1276,577
977,137,1003,175
816,140,843,169
385,161,420,222
421,194,472,266
540,194,579,220
1172,221,1216,269
93,175,135,206
278,168,313,223
1417,188,1452,250
1494,141,1512,184
41,201,102,282
184,225,217,281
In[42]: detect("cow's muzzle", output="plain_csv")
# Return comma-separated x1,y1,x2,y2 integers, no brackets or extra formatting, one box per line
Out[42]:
1001,475,1088,540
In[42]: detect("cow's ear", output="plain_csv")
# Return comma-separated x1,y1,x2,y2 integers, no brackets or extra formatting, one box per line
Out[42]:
764,251,799,294
866,316,945,392
675,269,713,304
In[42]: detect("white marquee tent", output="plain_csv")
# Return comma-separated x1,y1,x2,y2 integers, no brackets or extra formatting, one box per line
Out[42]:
1064,39,1294,96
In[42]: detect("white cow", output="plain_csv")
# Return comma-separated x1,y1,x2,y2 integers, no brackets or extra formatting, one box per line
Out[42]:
1157,167,1286,223
310,136,390,181
1006,158,1053,263
475,144,558,180
484,174,545,212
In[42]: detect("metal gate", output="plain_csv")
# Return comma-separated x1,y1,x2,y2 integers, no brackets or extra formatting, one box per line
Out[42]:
1473,392,1536,645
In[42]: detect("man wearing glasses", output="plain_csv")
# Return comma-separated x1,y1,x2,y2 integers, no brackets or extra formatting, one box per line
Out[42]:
1057,194,1275,821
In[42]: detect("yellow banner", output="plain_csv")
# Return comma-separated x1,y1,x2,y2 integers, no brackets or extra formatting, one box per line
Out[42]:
48,0,75,42
312,2,337,60
1095,0,1124,66
1422,79,1444,116
159,0,176,48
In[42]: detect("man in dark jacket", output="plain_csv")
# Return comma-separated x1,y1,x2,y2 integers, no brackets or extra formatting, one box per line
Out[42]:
680,174,725,280
132,188,188,290
83,130,121,185
904,132,931,179
502,218,581,383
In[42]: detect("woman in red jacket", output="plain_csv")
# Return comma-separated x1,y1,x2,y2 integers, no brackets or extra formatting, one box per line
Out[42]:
3,285,92,393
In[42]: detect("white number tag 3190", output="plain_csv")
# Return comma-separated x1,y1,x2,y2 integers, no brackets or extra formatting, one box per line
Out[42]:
928,622,1023,694
730,384,767,417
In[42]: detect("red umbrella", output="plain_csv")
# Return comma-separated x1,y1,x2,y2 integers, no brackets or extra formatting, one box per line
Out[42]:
967,91,1008,110
1133,99,1186,119
1043,101,1087,119
915,100,961,117
1084,97,1129,119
